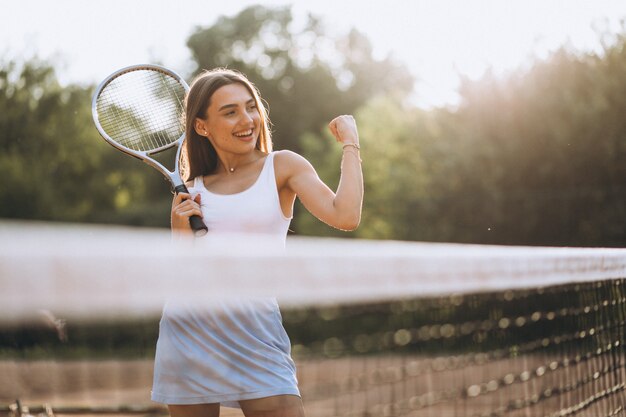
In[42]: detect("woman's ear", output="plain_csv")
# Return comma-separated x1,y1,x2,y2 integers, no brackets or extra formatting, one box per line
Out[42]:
194,118,208,137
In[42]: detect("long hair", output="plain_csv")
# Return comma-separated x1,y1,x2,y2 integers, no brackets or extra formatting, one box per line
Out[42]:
180,68,272,181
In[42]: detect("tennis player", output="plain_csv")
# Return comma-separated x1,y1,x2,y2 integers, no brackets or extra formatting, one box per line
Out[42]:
151,68,363,417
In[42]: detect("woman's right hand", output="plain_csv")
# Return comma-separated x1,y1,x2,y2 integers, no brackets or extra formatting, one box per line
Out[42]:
171,192,203,233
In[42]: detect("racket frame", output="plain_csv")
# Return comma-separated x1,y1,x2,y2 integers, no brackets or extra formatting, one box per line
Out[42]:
92,64,207,236
91,64,187,187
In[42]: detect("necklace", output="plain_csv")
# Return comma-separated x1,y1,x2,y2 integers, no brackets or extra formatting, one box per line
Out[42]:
225,155,260,173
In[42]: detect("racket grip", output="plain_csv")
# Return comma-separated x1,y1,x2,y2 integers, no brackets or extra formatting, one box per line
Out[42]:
189,215,208,237
174,185,209,237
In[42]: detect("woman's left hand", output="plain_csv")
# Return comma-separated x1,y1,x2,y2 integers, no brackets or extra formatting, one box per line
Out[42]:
328,115,359,146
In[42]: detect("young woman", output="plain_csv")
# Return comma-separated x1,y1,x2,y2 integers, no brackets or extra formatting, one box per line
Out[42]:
151,68,363,417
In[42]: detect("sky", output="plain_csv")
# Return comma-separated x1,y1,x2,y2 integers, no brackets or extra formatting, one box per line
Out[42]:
1,0,625,108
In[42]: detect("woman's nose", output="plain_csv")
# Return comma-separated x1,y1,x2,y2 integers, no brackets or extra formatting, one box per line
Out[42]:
240,110,256,125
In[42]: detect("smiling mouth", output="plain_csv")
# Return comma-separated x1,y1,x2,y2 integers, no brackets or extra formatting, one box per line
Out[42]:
234,129,253,138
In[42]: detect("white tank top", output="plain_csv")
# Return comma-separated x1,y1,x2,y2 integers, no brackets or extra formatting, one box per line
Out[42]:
191,152,291,241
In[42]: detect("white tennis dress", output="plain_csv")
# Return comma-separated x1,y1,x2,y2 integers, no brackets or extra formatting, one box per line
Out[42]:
151,152,300,407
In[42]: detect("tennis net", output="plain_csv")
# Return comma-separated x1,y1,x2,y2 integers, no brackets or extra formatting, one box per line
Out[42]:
1,222,626,417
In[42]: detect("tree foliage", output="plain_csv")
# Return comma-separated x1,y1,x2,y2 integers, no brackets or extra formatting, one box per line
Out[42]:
186,5,414,152
1,7,626,247
0,59,173,226
298,30,626,246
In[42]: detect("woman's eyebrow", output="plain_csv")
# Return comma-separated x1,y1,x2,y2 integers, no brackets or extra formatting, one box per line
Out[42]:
218,99,255,112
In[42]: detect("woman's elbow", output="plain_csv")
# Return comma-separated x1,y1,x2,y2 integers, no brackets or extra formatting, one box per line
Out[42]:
337,213,361,231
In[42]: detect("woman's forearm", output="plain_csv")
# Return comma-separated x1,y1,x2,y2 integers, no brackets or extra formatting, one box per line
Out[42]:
332,147,363,230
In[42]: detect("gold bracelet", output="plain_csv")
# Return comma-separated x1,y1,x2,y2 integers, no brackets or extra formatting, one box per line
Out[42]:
342,143,360,150
342,147,362,163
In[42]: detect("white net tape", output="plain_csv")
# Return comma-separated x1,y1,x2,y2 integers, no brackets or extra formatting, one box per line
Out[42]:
2,221,626,323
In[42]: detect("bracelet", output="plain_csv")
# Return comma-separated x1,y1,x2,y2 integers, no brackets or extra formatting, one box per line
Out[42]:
342,147,362,163
342,143,360,150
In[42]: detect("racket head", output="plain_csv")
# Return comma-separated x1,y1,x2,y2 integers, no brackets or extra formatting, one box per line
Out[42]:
92,64,189,157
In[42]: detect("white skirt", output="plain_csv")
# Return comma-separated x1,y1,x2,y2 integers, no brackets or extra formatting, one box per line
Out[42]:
151,298,300,407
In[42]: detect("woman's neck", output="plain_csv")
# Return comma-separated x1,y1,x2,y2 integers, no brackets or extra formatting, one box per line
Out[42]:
214,149,264,174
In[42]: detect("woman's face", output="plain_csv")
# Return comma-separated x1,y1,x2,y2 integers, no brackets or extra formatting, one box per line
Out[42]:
196,83,261,153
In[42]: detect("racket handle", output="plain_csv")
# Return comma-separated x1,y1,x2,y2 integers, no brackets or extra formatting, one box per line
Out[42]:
189,215,208,237
174,185,209,237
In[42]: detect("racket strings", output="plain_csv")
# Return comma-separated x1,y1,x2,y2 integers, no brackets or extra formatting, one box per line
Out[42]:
96,70,186,153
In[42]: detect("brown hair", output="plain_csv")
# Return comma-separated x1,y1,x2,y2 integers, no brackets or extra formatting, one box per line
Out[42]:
180,68,272,181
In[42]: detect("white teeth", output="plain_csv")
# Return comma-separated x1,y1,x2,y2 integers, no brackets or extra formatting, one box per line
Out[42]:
234,130,253,137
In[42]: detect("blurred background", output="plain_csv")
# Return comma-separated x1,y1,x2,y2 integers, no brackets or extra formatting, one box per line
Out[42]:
2,0,626,246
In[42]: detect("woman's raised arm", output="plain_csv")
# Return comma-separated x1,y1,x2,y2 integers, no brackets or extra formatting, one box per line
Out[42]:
279,115,363,231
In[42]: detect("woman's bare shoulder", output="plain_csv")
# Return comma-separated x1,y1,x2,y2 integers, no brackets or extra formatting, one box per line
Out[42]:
273,150,317,192
273,149,312,171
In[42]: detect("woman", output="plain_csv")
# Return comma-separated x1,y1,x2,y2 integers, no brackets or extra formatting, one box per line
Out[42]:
151,68,363,417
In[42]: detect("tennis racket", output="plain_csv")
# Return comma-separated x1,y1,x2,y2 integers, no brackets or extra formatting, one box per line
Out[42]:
92,64,208,236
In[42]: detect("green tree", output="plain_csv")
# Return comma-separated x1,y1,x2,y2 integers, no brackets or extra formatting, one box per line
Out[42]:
299,29,626,246
0,59,173,226
296,95,432,240
186,5,414,152
443,31,626,246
